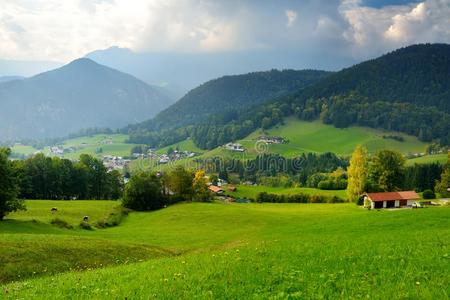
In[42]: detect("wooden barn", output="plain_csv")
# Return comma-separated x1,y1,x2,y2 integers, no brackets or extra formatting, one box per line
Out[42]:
364,191,420,209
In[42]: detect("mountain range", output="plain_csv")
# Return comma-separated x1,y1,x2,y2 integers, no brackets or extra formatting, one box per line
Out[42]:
0,58,173,140
126,43,450,148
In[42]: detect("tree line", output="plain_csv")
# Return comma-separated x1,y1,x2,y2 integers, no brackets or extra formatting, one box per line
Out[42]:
10,152,123,201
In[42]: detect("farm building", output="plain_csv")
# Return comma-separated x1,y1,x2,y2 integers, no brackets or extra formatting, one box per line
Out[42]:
209,185,224,194
364,191,420,209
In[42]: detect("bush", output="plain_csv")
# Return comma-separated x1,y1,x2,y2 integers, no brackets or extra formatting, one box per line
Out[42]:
256,192,344,204
95,207,131,229
123,173,167,211
50,218,73,229
422,189,436,199
79,221,93,230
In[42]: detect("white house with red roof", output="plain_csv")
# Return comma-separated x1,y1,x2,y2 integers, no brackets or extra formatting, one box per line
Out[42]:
364,191,420,209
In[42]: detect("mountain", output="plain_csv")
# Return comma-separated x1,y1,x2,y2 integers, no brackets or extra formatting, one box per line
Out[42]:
0,76,24,83
86,47,350,96
126,43,450,148
0,58,174,141
298,43,450,113
139,69,331,131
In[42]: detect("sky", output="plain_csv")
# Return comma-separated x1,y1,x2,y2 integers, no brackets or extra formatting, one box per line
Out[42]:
0,0,449,66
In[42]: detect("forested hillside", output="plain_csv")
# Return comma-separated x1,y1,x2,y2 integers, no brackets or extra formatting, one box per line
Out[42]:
129,69,330,131
125,44,450,149
300,43,450,112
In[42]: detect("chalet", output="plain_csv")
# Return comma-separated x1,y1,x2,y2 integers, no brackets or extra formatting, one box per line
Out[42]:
208,185,224,194
364,191,420,209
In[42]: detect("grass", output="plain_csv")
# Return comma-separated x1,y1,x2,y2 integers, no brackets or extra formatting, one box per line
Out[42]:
238,118,428,157
9,200,119,226
406,153,448,166
10,134,141,160
225,185,347,200
1,201,449,299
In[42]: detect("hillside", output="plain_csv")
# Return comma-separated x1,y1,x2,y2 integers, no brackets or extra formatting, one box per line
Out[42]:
210,118,428,158
2,201,449,298
0,59,173,140
298,43,450,113
125,44,450,149
131,69,331,131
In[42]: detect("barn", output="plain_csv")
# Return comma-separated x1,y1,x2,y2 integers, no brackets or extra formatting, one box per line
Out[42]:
364,191,420,209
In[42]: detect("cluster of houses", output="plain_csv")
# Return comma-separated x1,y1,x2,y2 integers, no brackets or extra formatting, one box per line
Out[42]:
132,149,197,164
102,155,131,172
49,146,76,156
257,135,286,144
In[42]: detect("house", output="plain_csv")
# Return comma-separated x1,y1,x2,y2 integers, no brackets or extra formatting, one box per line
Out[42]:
208,185,224,194
225,143,245,152
364,191,420,209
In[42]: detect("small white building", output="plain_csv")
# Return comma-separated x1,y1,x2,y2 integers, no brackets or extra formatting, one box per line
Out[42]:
364,191,420,209
225,143,245,152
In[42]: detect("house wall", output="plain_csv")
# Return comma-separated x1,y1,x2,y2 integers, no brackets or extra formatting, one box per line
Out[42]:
383,201,387,208
407,200,416,206
395,200,400,207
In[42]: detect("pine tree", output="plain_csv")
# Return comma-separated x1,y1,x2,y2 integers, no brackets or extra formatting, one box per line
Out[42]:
347,145,368,203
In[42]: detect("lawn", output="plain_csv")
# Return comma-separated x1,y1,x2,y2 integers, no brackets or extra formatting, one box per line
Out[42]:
225,185,347,200
1,201,449,299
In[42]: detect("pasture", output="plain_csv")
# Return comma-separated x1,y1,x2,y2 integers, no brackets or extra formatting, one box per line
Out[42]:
1,200,449,299
225,185,347,200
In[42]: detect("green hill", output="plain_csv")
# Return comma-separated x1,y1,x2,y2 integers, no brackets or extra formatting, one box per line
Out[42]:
1,201,449,298
203,118,428,158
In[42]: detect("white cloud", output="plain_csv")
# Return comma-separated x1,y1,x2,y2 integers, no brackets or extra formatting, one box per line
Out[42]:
285,10,298,27
340,0,450,57
0,0,448,63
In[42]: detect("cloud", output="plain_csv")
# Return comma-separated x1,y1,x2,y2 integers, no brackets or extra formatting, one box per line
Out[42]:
0,0,448,64
285,10,298,27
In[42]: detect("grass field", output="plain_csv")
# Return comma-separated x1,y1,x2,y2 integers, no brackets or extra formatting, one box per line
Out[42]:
1,200,449,299
225,185,347,200
406,153,449,166
10,134,141,160
235,118,428,157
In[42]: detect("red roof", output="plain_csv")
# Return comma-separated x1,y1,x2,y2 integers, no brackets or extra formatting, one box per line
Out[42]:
366,191,420,202
208,185,223,193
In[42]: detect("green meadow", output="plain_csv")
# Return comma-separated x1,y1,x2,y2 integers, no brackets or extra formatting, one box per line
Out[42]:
225,185,347,200
1,200,449,299
237,118,428,157
10,134,141,160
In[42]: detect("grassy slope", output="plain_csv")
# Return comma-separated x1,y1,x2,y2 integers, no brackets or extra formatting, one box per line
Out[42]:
10,134,140,159
1,202,449,299
226,185,347,200
131,118,431,173
0,201,171,283
237,118,427,157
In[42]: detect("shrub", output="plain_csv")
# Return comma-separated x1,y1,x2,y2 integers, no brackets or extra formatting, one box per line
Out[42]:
50,218,73,229
79,221,93,230
95,207,131,229
422,189,436,199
